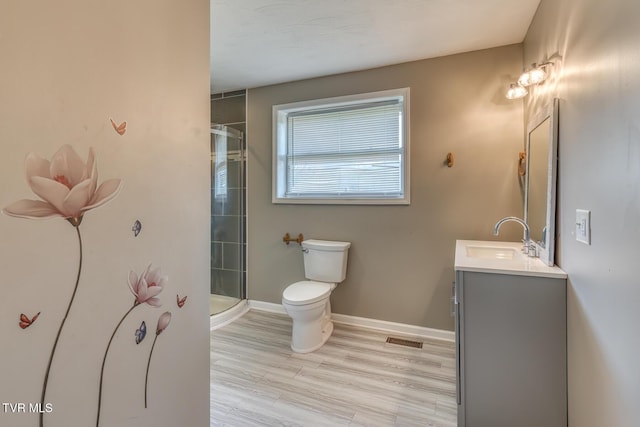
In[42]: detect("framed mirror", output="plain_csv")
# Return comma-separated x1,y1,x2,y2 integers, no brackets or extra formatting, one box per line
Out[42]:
524,98,559,266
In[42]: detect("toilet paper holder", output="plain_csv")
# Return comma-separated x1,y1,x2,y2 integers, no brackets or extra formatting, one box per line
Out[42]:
283,233,304,245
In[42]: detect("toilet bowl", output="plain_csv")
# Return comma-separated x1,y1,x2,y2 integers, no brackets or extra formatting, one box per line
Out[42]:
281,239,351,353
282,281,336,353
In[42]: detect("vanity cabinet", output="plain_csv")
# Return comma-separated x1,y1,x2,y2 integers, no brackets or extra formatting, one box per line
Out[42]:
454,269,567,427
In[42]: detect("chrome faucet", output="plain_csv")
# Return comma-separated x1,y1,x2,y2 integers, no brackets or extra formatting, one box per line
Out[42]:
493,216,537,257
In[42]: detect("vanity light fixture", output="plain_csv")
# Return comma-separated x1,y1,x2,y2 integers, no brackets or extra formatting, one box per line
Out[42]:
517,62,553,87
506,83,528,100
505,61,554,100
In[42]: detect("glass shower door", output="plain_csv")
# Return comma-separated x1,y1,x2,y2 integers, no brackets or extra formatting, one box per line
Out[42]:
210,124,246,315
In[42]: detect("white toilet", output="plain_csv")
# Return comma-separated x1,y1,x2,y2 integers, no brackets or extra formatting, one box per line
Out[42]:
282,239,351,353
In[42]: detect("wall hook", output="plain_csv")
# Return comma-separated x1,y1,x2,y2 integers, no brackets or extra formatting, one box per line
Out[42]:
518,151,526,176
446,152,454,168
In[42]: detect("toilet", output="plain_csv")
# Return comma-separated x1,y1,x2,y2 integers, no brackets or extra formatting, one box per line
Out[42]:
282,239,351,353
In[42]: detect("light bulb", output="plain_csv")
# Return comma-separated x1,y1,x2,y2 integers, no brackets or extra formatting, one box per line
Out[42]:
529,67,547,85
518,70,532,87
506,83,528,100
518,63,549,87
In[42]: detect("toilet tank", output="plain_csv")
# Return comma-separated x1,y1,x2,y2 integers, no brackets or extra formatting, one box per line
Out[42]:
302,239,351,283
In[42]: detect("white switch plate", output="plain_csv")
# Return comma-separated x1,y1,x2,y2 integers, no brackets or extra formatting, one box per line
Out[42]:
576,209,591,245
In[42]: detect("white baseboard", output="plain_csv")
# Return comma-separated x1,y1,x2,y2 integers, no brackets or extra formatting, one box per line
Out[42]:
248,299,286,314
210,299,250,331
332,313,454,342
247,299,454,342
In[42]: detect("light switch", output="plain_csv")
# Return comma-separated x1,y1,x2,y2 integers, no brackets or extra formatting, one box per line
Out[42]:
576,209,591,245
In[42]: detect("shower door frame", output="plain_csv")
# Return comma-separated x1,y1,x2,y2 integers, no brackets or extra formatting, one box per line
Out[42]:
211,124,246,305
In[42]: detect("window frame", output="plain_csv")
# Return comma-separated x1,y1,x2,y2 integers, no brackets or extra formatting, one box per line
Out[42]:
272,87,410,205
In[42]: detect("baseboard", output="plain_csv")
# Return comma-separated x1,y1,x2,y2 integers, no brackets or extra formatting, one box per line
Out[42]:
332,313,454,342
210,299,250,331
248,300,287,314
247,299,454,342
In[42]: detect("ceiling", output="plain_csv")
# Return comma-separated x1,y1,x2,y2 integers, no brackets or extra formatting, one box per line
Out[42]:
210,0,541,93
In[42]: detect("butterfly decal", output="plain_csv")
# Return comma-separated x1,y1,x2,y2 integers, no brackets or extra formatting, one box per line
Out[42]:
19,312,40,329
135,321,147,344
132,220,142,237
110,118,127,136
177,294,187,308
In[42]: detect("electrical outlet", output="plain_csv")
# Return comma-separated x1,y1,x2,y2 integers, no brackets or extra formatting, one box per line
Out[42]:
576,209,591,245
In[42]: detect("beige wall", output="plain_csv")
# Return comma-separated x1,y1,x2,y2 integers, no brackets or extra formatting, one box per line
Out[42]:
247,45,525,331
524,0,640,425
0,1,210,426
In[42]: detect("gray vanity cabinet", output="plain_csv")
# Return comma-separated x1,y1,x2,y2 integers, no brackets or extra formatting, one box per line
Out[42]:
454,270,567,427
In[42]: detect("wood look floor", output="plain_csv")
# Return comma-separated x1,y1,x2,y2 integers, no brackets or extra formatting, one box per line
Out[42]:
210,310,457,427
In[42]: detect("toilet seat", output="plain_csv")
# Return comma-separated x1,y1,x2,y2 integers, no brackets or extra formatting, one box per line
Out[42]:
283,281,333,306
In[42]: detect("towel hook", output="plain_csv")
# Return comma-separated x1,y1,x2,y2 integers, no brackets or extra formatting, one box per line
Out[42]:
518,151,526,176
446,152,454,168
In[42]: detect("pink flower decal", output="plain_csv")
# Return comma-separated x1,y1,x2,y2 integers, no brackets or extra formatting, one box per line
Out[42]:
128,264,167,307
98,265,168,425
155,312,171,335
2,144,122,225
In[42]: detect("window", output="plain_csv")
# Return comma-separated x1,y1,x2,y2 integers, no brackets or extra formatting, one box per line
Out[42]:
272,88,410,204
212,129,228,200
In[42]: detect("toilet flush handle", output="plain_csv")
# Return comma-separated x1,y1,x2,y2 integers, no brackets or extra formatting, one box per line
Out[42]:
301,248,309,254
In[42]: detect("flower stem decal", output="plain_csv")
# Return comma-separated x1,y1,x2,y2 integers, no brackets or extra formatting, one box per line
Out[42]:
145,311,171,409
40,225,82,427
96,264,166,427
96,303,136,427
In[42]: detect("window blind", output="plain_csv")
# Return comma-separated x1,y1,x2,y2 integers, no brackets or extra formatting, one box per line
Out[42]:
284,100,404,198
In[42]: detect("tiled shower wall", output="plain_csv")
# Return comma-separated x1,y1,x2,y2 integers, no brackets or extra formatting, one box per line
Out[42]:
211,90,246,299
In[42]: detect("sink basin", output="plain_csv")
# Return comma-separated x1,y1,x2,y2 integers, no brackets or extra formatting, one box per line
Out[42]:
456,240,567,278
465,245,518,260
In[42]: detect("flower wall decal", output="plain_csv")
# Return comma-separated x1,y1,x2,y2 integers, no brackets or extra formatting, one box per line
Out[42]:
3,144,122,225
3,144,182,425
1,145,121,427
96,264,167,427
129,265,167,307
156,311,171,335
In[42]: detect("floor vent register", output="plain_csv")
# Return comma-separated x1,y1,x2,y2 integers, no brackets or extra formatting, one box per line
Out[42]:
385,337,423,349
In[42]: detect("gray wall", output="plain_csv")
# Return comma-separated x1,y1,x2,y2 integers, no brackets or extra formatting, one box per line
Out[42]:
524,0,640,425
247,45,524,331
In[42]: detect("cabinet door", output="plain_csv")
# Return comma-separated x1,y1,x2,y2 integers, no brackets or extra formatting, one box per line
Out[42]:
460,271,566,427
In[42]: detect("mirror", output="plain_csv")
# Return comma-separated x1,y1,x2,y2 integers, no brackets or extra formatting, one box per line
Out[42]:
524,99,559,266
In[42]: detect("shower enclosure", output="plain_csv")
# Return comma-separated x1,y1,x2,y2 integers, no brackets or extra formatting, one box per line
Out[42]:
210,124,246,315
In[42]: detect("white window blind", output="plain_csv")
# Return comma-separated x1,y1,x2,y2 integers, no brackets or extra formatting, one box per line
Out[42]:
273,88,410,204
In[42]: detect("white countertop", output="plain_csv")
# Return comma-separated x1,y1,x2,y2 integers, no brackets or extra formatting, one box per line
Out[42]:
455,240,567,279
